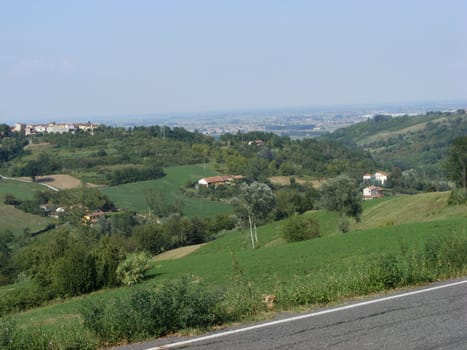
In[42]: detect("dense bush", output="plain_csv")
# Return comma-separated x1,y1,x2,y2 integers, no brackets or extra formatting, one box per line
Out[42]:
107,166,165,186
81,278,228,343
3,193,19,206
5,231,127,310
116,251,151,286
282,214,320,242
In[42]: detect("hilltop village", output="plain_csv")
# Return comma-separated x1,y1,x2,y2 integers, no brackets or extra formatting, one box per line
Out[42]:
10,121,99,135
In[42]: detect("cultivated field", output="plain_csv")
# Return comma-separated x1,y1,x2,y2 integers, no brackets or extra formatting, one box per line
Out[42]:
0,178,48,200
101,164,233,217
34,174,98,190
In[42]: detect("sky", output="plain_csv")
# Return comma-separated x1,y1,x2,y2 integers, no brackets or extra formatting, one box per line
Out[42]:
1,0,466,121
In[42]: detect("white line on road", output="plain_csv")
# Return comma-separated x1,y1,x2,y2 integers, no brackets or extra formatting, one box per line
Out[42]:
146,279,467,350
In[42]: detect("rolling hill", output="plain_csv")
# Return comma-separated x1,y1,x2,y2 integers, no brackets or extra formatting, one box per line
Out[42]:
6,192,467,337
321,111,467,177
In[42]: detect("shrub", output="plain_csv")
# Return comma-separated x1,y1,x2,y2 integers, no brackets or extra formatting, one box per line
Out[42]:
370,254,405,289
338,217,350,233
282,214,320,242
3,193,19,206
448,188,467,205
116,252,151,286
81,278,227,344
0,316,97,350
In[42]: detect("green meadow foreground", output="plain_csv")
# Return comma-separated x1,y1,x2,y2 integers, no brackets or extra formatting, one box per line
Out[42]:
3,192,467,348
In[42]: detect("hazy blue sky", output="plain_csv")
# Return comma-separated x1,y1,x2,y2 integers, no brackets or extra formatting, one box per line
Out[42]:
1,0,466,120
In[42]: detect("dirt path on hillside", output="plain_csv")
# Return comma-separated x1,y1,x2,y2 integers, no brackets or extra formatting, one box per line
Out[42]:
153,244,207,261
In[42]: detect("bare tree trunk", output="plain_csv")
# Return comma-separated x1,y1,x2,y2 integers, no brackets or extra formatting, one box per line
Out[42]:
462,165,466,189
248,214,255,249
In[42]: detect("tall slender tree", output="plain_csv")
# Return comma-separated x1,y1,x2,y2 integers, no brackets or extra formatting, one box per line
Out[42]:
231,182,275,248
447,136,467,188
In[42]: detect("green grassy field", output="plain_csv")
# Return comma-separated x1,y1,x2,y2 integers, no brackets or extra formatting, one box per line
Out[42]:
0,179,48,201
0,179,53,236
8,193,467,333
0,203,52,236
100,164,233,217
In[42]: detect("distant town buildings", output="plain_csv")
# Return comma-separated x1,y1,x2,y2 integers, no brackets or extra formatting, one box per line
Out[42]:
11,122,100,136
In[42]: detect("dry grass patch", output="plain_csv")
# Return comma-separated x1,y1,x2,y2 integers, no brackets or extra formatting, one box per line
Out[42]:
153,244,207,261
268,176,326,188
25,142,51,150
35,174,98,190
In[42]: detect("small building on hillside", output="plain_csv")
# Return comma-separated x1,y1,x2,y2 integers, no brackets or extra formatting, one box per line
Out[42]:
363,171,389,185
82,210,106,224
248,140,264,146
197,175,244,188
363,186,384,200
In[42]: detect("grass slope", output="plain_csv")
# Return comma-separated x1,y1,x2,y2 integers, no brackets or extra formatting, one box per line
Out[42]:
0,179,48,201
355,192,467,231
0,179,53,235
0,203,52,236
100,164,233,217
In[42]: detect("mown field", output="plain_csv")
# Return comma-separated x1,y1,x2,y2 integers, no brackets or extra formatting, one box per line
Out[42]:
100,164,233,217
7,192,467,336
0,179,47,200
0,179,53,236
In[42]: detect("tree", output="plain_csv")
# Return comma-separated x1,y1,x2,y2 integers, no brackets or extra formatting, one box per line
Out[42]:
0,123,10,137
110,211,137,237
23,159,41,182
231,182,275,248
447,136,467,189
320,175,362,222
145,188,183,218
0,230,14,284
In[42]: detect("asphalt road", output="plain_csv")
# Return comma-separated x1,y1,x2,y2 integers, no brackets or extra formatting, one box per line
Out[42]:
113,279,467,350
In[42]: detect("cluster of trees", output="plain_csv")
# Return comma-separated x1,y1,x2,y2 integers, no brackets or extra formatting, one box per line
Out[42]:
106,165,165,186
214,131,374,181
1,125,213,185
447,136,467,204
2,227,150,307
0,126,28,166
1,124,377,190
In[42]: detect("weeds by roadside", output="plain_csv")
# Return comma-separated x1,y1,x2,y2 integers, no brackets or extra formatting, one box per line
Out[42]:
2,233,466,349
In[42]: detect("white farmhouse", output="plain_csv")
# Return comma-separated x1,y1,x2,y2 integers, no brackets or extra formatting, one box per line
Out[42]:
374,171,389,185
363,186,384,200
